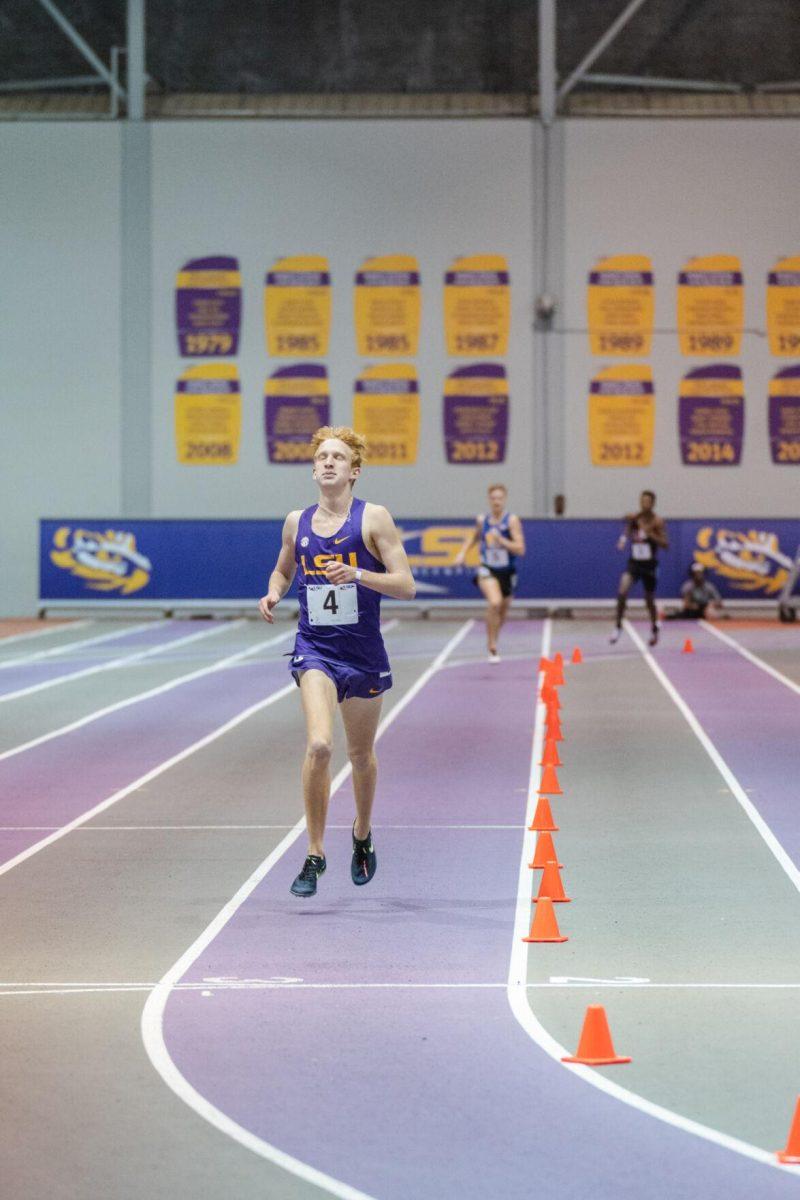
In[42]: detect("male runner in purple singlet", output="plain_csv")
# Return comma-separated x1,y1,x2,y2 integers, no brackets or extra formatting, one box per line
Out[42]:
258,427,415,898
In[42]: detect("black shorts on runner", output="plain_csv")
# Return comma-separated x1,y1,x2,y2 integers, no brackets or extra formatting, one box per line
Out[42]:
627,562,658,593
474,565,517,598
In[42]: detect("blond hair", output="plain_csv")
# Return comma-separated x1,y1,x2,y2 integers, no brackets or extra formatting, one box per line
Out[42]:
311,426,368,471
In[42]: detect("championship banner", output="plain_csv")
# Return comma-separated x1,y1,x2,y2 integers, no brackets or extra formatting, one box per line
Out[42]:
769,365,800,465
264,364,330,464
443,255,510,356
175,256,241,356
353,364,419,466
766,257,800,357
354,255,420,356
586,255,654,356
679,364,744,466
677,255,743,356
588,364,654,467
175,363,241,465
264,256,331,357
443,364,508,465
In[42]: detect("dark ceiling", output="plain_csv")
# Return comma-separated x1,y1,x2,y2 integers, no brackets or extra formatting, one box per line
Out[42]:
2,0,799,94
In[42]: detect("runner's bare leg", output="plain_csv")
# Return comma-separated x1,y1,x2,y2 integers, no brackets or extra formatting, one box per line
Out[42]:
298,669,338,856
341,694,384,839
478,575,504,654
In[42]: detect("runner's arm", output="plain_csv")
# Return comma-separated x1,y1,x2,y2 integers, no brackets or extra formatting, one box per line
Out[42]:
650,517,669,549
324,505,415,600
258,512,299,622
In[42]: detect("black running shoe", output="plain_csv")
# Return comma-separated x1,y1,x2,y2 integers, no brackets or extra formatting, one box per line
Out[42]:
351,825,377,886
290,854,326,897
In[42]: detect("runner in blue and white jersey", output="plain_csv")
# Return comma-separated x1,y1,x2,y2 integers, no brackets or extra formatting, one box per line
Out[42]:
259,427,415,898
455,483,526,663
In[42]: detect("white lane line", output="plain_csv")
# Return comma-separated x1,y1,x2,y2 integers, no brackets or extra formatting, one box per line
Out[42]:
625,619,800,897
700,619,800,698
0,626,293,764
0,620,154,669
0,620,246,704
5,979,800,1000
0,621,90,649
141,620,474,1200
507,618,795,1176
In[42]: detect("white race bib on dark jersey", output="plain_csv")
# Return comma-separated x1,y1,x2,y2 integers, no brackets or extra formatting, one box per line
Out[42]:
307,582,359,626
631,541,652,562
484,546,510,568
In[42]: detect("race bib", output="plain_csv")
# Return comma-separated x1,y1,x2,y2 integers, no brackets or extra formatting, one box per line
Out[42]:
307,582,359,626
484,546,510,568
631,541,652,562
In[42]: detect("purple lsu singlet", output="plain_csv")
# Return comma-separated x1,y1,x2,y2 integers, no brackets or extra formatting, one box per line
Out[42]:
293,497,389,673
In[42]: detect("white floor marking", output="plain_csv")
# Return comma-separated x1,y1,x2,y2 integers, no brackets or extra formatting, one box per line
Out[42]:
0,620,153,669
0,626,294,764
700,619,800,698
507,620,796,1175
141,620,474,1200
0,620,245,704
0,620,90,649
624,619,800,897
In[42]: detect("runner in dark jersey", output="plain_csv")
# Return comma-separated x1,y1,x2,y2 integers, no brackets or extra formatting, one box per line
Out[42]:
259,427,415,897
455,484,526,662
610,489,669,647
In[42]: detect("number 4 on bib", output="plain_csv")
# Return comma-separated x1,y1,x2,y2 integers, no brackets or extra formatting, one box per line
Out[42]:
307,582,359,626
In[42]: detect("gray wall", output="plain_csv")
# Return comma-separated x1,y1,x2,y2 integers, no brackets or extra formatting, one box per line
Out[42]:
2,116,799,616
0,124,122,617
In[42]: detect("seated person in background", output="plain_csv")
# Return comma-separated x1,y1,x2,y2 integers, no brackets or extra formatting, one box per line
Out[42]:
665,563,724,620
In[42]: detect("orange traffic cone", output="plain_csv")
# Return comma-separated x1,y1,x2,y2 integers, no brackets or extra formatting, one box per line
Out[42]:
538,765,562,795
528,795,559,832
539,739,562,768
551,653,565,685
522,896,568,943
571,647,583,664
534,859,571,902
541,686,561,708
682,638,694,654
777,1096,800,1164
529,830,563,869
561,1005,631,1065
545,715,564,742
538,656,552,674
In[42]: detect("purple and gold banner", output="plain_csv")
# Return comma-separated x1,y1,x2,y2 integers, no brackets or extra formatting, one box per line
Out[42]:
766,257,800,357
443,255,510,356
353,364,419,466
587,255,654,356
354,255,421,356
175,256,241,356
264,364,330,464
679,364,744,466
174,363,241,465
588,364,654,467
443,364,508,465
769,365,800,465
677,255,743,356
264,256,331,357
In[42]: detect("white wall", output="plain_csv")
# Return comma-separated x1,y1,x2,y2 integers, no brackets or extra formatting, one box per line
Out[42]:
563,119,800,517
0,124,122,616
149,119,537,520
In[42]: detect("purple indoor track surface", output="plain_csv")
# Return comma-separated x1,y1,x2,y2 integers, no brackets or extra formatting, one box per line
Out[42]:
635,621,800,870
162,623,795,1200
0,658,289,868
0,622,201,698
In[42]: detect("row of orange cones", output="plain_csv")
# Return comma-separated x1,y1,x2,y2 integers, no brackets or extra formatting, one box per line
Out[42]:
521,648,800,1163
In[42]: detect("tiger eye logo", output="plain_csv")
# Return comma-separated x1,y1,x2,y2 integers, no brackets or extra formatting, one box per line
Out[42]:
694,526,792,595
50,527,152,595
